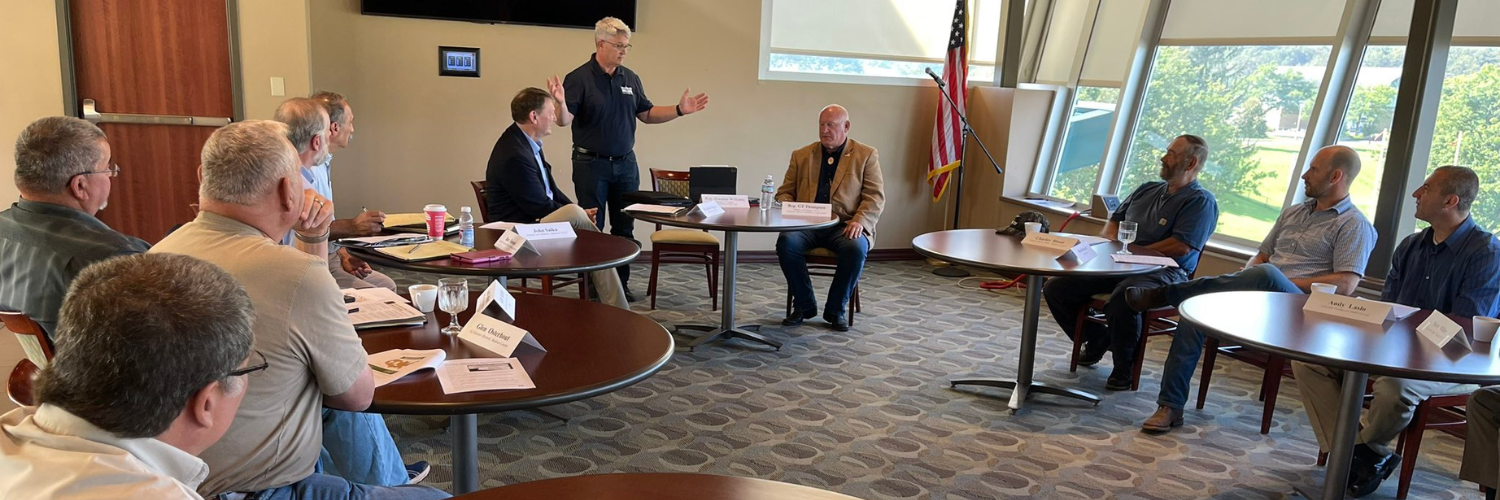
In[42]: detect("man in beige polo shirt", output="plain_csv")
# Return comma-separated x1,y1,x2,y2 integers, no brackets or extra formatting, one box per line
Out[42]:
152,120,446,499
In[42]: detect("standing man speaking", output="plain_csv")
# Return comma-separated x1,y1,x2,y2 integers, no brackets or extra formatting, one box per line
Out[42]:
554,16,709,301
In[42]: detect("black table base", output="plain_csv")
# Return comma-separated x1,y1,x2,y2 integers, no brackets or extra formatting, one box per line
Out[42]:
675,324,780,350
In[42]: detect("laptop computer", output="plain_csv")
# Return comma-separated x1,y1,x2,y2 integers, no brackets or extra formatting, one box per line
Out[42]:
689,166,737,203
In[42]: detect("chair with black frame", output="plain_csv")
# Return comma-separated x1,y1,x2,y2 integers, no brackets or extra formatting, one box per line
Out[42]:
1069,253,1201,391
645,169,721,310
3,311,51,407
783,249,864,327
470,180,588,299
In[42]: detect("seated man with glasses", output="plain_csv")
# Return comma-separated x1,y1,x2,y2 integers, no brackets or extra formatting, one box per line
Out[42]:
0,253,263,499
0,116,148,338
153,121,447,499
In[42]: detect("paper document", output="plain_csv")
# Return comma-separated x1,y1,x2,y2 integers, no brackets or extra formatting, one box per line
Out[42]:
1109,254,1180,267
436,358,536,394
383,212,454,228
1356,297,1419,320
343,287,408,305
367,349,446,387
344,297,425,329
338,234,429,247
374,240,472,262
479,221,515,231
624,203,689,215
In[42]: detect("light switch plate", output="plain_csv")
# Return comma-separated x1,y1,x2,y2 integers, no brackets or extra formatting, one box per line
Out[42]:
270,77,285,96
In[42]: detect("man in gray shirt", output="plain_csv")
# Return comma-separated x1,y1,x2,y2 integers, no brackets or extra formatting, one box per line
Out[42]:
1123,145,1377,434
0,116,148,338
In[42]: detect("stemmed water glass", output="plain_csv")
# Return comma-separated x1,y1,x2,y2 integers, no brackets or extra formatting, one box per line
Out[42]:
1117,221,1138,255
438,277,470,335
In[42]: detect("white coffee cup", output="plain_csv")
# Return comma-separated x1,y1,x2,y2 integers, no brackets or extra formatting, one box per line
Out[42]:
1309,283,1337,295
1473,316,1500,343
1024,222,1042,235
409,284,438,313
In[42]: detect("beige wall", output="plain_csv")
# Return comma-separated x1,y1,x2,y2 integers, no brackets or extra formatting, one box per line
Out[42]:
238,0,314,120
308,0,951,250
0,1,64,206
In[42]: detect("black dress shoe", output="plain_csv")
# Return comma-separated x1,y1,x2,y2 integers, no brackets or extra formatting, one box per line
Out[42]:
1104,371,1133,391
1078,333,1109,367
624,289,641,303
1347,445,1400,498
825,315,850,332
1123,286,1168,312
782,309,817,326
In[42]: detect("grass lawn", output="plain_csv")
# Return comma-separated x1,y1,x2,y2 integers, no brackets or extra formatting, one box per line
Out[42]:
1217,137,1390,236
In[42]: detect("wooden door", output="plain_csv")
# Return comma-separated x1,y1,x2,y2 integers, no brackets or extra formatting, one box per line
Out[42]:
68,0,236,242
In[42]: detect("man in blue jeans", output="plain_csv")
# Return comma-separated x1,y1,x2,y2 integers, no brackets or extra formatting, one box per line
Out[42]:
1042,134,1218,391
775,105,885,332
1123,145,1376,434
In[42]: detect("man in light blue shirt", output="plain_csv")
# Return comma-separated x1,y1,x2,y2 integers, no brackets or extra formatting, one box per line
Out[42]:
308,91,396,290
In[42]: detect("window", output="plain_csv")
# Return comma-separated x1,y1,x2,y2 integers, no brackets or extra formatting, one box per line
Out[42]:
1336,45,1403,219
1122,45,1331,244
1409,46,1500,233
760,0,1006,85
1047,86,1118,204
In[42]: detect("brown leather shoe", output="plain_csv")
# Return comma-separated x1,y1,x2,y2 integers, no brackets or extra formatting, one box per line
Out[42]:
1141,405,1184,434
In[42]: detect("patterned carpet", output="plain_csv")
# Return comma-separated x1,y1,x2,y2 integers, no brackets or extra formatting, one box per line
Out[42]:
378,260,1477,499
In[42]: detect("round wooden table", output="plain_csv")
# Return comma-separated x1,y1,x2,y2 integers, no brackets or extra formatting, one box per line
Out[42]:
348,228,639,278
361,293,674,493
450,473,863,500
912,228,1165,410
1178,291,1500,500
632,207,837,351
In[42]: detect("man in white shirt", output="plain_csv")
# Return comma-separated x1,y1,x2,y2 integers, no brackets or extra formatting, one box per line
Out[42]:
0,253,261,499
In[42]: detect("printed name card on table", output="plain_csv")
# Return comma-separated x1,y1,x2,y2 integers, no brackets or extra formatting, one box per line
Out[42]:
1021,233,1097,262
700,194,750,208
473,280,517,322
514,222,576,240
1302,290,1394,324
1416,312,1473,351
495,230,539,255
781,202,833,221
457,313,546,357
693,201,725,217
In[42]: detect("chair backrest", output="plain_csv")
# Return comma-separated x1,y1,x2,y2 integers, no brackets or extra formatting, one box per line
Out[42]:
1188,251,1205,280
8,359,37,407
1,311,51,368
650,169,691,198
470,181,491,223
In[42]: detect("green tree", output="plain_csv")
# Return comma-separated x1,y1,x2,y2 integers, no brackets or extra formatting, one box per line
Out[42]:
1430,64,1500,230
1344,84,1398,140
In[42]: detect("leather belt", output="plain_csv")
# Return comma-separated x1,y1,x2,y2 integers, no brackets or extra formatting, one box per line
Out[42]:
573,146,631,161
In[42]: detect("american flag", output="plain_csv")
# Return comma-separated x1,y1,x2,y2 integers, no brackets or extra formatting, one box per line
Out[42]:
927,0,969,202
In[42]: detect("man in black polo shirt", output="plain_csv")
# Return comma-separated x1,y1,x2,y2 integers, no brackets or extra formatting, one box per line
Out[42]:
1040,134,1219,391
553,16,709,300
0,116,149,337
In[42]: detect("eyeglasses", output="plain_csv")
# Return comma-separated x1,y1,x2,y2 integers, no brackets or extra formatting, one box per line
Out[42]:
226,350,269,378
603,41,633,51
71,161,120,181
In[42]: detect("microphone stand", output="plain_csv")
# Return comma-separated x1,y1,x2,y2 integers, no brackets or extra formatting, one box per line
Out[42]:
928,71,1003,278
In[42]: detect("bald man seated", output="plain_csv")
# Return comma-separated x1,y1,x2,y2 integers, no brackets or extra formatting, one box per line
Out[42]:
775,105,885,332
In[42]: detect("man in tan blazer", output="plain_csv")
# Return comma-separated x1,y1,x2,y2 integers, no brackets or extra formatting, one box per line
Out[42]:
775,104,885,331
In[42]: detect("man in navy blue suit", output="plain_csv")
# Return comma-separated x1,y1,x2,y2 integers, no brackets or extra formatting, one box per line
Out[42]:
484,87,627,309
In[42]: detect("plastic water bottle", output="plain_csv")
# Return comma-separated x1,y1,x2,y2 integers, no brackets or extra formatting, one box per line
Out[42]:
458,206,475,248
760,175,775,212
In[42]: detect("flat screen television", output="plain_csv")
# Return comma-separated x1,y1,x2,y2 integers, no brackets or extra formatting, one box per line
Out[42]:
361,1,638,31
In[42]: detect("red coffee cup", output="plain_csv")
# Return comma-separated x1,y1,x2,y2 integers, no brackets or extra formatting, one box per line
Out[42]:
424,204,447,239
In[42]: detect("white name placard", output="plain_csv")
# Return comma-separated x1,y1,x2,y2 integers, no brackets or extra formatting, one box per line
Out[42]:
700,194,749,208
781,202,833,220
693,201,725,217
1021,233,1097,262
457,313,546,357
494,230,538,255
514,222,576,240
1302,290,1394,324
473,280,517,322
1416,312,1472,350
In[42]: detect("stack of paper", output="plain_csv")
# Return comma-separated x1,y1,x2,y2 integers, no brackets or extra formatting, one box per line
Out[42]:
343,287,426,329
623,204,690,216
436,358,536,394
336,234,429,248
373,240,473,262
367,349,446,387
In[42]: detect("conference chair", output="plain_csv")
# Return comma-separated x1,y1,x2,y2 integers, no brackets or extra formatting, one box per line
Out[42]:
782,248,864,326
2,311,49,407
644,169,721,311
1197,337,1291,434
1068,253,1202,391
469,181,587,300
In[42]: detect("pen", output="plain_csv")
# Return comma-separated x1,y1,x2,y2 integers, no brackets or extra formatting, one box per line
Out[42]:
407,241,425,254
348,307,360,313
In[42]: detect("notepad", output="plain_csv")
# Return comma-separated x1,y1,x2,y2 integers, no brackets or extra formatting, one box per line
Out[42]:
382,212,455,228
374,240,472,262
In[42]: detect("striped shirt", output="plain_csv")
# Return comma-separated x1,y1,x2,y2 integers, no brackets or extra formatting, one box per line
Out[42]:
0,200,149,336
